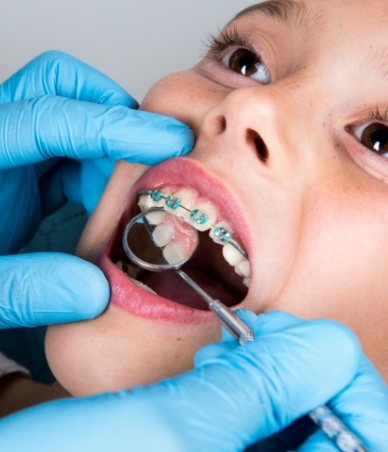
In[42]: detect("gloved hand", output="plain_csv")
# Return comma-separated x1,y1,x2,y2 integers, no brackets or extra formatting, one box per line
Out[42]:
0,50,193,254
0,311,386,451
0,51,193,328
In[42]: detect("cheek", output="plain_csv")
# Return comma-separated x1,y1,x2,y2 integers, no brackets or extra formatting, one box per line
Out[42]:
140,72,195,117
276,182,388,319
140,70,226,137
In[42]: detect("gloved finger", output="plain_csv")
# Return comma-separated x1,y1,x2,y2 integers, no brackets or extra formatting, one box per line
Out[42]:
327,355,387,451
330,358,388,450
0,50,136,108
299,356,388,451
193,319,360,448
330,357,388,451
0,252,109,328
0,96,193,169
298,431,339,451
194,309,257,363
224,309,302,340
136,319,361,451
194,310,304,365
37,159,112,216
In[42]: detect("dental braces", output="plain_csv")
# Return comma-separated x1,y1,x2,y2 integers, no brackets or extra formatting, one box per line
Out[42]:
138,189,248,260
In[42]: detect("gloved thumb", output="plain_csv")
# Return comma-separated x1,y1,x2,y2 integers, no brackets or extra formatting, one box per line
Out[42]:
298,354,388,451
0,252,109,328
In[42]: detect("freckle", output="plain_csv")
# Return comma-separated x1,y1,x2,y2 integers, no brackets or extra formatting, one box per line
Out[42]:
176,337,181,341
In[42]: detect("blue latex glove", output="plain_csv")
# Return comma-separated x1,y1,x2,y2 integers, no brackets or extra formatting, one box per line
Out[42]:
0,51,193,328
0,311,386,451
0,50,193,254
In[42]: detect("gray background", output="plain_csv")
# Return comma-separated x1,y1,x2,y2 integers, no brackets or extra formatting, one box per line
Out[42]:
0,0,254,101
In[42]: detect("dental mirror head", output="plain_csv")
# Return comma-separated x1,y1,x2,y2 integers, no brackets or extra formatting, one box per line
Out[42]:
122,208,199,271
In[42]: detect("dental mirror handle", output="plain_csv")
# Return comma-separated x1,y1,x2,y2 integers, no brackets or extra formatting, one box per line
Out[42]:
176,269,254,345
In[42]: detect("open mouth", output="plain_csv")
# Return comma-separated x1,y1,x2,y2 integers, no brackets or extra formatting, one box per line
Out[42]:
107,184,249,312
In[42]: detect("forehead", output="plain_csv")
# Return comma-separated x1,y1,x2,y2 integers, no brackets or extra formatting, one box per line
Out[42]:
233,0,388,38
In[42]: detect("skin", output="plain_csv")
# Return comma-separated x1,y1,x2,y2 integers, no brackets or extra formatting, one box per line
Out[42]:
45,0,388,396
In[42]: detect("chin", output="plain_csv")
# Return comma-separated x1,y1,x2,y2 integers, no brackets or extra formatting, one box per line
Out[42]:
45,307,220,396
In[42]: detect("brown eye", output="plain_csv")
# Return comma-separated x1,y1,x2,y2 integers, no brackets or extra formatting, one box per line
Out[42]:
360,123,388,155
222,48,271,84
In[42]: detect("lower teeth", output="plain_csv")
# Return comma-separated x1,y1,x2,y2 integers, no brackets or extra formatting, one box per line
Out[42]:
128,276,157,294
115,261,157,294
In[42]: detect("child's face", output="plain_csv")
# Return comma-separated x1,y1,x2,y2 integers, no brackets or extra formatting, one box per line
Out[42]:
47,0,388,395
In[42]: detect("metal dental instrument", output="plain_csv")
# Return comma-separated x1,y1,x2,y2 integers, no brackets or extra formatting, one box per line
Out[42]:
122,208,254,345
123,208,367,452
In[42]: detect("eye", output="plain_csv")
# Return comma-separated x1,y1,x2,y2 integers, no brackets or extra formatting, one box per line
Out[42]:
222,48,271,85
352,122,388,157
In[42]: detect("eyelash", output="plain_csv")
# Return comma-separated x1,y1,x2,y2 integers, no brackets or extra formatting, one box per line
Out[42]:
205,27,271,85
359,107,388,125
348,107,388,160
206,27,257,57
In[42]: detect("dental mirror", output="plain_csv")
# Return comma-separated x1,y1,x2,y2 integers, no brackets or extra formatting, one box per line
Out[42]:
123,208,198,271
122,208,254,345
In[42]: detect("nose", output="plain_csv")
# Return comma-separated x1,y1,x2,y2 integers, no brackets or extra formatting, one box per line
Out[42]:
196,84,317,180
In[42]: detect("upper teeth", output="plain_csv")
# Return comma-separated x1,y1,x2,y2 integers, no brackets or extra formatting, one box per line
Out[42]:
138,187,251,287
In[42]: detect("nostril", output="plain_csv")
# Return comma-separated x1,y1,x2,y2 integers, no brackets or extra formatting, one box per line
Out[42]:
247,128,269,163
218,116,227,134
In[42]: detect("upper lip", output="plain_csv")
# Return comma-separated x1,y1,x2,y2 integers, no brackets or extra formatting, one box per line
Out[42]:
98,156,252,321
129,157,252,253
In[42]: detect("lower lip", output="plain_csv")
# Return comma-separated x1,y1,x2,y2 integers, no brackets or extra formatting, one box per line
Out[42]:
99,255,213,323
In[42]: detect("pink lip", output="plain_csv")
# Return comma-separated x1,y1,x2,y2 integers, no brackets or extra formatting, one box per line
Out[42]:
98,157,251,324
99,255,211,323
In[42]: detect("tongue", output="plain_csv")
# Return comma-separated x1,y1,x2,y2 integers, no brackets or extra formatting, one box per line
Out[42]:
139,267,237,310
137,229,247,310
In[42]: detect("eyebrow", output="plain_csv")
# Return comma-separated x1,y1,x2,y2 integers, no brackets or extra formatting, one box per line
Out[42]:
233,0,307,24
230,0,320,40
366,46,388,81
